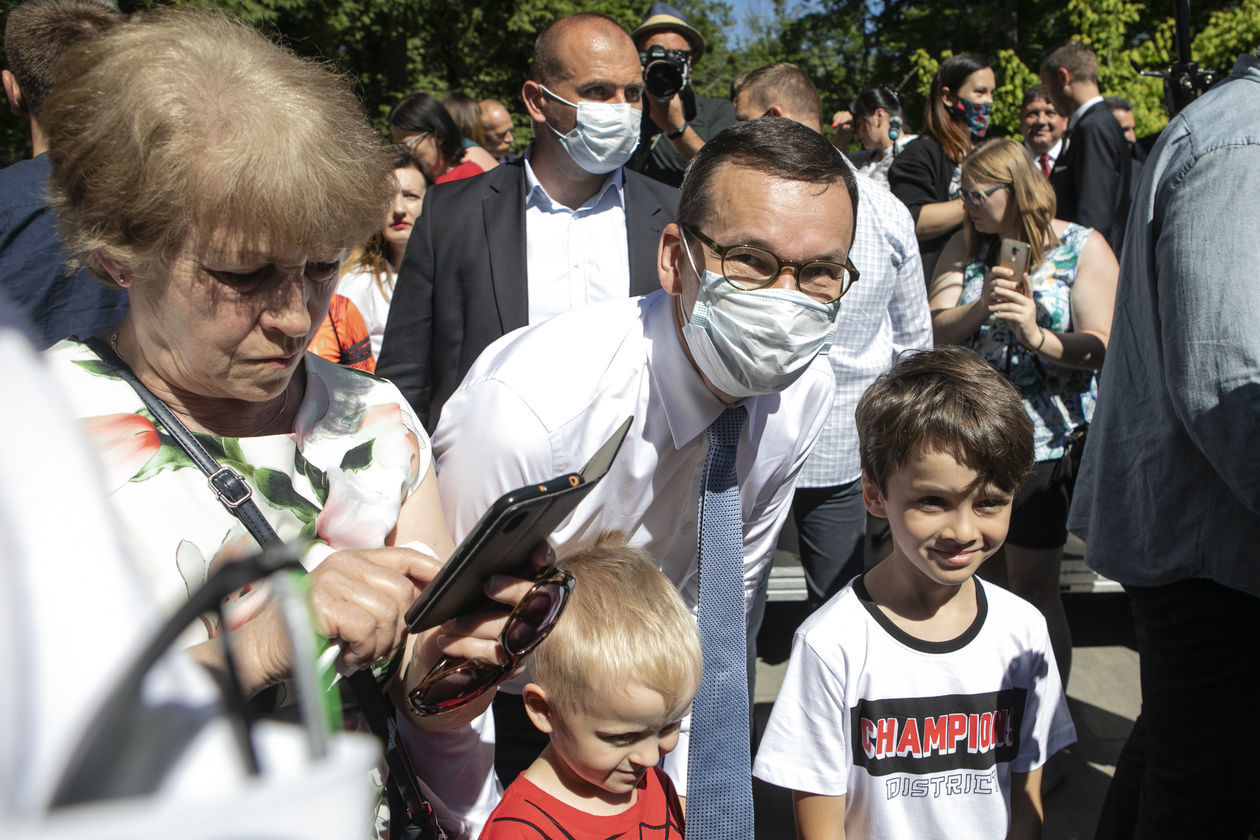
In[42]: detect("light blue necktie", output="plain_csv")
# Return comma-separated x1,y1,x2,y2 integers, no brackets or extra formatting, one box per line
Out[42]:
687,404,754,839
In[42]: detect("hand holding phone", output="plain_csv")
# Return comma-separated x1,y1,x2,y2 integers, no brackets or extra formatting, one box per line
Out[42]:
998,238,1031,297
404,416,633,632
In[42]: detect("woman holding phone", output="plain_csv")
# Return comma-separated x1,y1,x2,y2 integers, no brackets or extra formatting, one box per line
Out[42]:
927,137,1118,685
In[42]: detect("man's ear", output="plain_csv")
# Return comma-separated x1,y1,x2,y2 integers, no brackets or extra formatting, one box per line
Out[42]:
861,472,888,519
658,221,688,295
522,683,556,735
3,70,27,117
521,80,548,124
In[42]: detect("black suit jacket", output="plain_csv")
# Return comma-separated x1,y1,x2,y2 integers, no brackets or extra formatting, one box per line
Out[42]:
1050,101,1132,254
376,159,678,430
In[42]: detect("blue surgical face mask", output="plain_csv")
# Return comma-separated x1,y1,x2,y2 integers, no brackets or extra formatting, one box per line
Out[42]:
953,96,992,139
539,85,642,174
678,232,840,398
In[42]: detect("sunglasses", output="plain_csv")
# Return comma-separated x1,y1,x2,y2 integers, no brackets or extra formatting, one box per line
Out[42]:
961,183,1010,208
407,565,574,716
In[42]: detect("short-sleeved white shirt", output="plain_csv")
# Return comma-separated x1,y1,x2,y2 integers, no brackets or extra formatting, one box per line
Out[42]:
754,577,1076,839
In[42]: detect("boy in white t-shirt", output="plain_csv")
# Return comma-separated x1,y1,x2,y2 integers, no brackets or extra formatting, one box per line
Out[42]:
754,347,1076,839
479,535,701,839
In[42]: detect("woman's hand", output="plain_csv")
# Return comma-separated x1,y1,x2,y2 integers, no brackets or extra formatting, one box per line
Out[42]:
198,546,442,696
987,266,1040,345
395,544,555,732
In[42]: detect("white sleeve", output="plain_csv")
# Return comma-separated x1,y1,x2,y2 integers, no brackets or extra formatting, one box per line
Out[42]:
1012,624,1077,772
432,378,556,543
753,629,851,796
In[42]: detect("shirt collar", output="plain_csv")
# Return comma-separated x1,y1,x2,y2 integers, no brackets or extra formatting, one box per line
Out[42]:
1068,95,1104,131
523,146,625,212
642,290,733,448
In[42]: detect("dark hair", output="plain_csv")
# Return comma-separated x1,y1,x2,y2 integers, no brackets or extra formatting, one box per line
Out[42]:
442,91,486,146
1102,95,1134,113
348,144,431,297
679,118,858,240
729,62,821,125
530,13,626,87
926,53,990,164
3,0,122,119
857,346,1035,494
850,85,902,121
1020,83,1056,111
1040,40,1098,85
388,91,466,166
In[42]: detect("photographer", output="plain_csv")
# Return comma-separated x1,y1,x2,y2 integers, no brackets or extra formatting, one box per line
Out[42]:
627,3,734,187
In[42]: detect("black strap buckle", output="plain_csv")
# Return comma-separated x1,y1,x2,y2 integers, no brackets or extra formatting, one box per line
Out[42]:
208,466,252,508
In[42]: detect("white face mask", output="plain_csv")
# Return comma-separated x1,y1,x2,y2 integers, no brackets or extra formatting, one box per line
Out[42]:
679,232,840,398
539,85,642,174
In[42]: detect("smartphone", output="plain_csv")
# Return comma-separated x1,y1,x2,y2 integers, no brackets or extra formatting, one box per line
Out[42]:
998,238,1031,297
404,415,633,632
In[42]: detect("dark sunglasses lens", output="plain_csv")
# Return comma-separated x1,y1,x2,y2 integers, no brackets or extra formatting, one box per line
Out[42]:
412,660,499,713
503,582,569,655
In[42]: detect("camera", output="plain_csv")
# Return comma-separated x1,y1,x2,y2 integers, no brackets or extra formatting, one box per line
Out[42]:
640,45,691,100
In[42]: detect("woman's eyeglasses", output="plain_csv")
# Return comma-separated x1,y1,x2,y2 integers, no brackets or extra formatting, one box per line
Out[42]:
403,131,432,150
407,565,574,716
961,183,1010,208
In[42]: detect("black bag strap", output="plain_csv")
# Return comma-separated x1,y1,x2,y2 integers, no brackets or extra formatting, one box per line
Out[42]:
83,337,445,840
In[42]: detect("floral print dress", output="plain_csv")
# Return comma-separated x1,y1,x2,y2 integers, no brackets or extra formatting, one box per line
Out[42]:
958,223,1096,463
47,339,429,647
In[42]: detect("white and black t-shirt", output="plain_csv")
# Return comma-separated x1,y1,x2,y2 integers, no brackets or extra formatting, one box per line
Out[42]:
754,577,1076,839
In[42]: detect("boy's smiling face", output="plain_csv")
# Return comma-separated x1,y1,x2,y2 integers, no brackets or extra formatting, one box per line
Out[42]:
863,448,1014,589
532,680,686,806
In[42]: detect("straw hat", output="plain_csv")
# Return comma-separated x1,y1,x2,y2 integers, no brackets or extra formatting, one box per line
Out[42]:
632,3,706,60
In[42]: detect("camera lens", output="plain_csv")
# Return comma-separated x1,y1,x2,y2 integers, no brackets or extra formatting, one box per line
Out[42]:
644,59,684,99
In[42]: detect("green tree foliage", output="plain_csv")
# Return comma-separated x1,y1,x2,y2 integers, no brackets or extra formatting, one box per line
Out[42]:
2,0,1258,166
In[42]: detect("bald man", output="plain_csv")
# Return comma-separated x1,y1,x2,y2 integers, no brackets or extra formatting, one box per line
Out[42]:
478,97,516,161
378,13,678,430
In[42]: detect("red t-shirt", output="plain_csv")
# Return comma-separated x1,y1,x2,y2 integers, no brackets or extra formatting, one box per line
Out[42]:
434,158,484,184
479,766,684,839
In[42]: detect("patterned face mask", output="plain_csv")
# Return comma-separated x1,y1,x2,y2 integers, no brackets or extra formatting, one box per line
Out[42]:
953,96,992,139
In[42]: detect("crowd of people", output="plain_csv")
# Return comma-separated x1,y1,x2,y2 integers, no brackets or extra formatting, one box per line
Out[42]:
1,1,1257,839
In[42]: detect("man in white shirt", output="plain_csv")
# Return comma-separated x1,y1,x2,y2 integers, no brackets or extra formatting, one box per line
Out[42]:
730,62,933,608
433,117,856,809
1020,84,1067,177
377,13,678,430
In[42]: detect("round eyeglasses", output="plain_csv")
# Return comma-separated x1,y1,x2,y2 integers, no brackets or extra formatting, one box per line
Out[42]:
682,224,859,304
407,565,574,716
961,183,1010,208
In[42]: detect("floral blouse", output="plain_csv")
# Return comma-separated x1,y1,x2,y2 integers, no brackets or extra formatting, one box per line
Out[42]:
958,223,1096,462
47,340,429,646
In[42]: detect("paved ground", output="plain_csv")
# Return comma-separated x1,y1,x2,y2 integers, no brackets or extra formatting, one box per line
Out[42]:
750,532,1142,839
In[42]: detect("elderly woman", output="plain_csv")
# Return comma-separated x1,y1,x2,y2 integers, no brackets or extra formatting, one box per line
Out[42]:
38,8,533,836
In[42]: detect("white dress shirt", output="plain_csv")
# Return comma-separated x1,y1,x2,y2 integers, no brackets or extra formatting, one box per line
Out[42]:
435,289,835,609
1025,138,1063,173
523,154,631,324
798,169,933,488
432,290,835,794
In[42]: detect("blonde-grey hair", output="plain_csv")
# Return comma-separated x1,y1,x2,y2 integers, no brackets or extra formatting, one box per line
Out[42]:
961,137,1057,270
532,533,702,717
42,6,393,287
